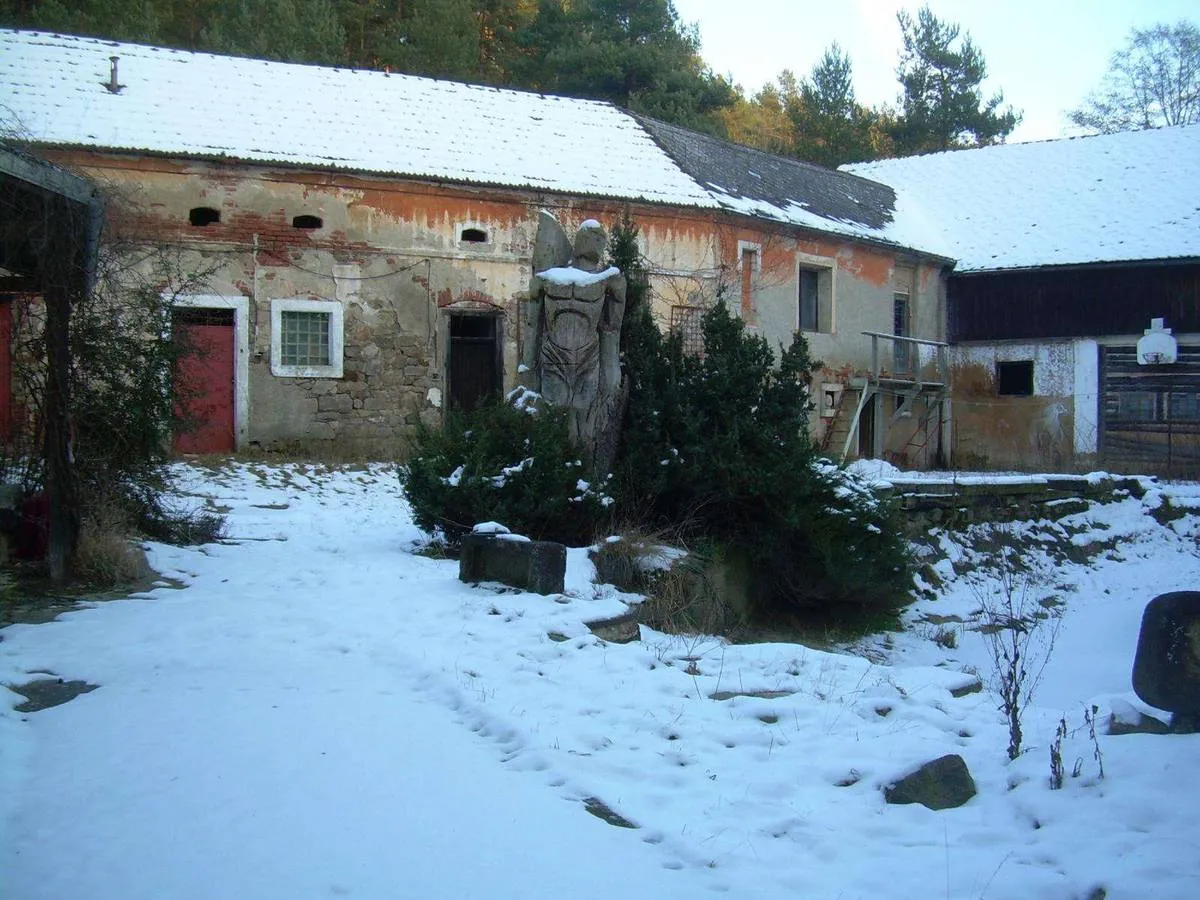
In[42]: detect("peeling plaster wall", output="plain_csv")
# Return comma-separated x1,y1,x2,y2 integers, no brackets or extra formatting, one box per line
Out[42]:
952,341,1083,470
52,151,945,457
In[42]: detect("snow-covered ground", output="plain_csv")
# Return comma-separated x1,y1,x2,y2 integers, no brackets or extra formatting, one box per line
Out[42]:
2,462,1198,899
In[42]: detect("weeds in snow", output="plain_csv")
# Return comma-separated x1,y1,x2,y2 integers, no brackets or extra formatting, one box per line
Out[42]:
976,543,1061,761
1049,705,1105,789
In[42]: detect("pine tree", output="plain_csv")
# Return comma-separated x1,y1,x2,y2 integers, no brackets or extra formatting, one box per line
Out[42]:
513,0,734,134
892,5,1019,154
790,44,886,167
198,0,345,63
719,81,798,156
5,0,167,43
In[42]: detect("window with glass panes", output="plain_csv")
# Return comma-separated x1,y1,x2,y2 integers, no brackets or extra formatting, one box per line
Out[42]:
280,311,330,367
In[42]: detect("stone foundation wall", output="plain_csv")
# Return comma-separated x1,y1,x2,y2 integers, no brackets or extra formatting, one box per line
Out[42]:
884,474,1148,536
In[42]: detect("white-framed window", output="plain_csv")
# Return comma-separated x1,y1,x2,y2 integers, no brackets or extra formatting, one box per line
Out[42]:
270,298,344,378
796,253,835,334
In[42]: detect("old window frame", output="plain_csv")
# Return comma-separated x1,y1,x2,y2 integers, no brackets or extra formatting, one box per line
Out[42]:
796,252,835,335
736,240,761,318
270,298,344,378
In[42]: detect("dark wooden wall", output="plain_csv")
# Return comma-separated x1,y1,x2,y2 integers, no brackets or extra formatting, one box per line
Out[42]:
949,261,1200,342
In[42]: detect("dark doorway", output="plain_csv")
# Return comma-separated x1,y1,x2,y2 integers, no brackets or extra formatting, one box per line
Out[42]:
858,395,877,458
173,307,236,454
0,298,11,442
448,313,502,412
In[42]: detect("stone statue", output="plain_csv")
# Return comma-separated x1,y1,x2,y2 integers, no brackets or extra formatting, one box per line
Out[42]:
522,212,627,475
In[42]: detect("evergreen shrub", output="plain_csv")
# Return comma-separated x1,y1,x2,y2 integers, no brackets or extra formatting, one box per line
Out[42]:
400,396,613,548
610,218,911,615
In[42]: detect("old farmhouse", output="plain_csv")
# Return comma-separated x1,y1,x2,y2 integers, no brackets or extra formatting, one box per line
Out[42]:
1,29,952,463
8,29,1196,474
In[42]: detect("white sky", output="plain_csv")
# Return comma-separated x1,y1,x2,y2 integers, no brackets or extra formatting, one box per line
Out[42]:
673,0,1199,143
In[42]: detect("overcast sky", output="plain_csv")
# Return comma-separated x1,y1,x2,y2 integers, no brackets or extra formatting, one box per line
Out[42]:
672,0,1198,143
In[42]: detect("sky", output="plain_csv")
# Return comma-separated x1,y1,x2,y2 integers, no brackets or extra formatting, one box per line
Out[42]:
672,0,1200,143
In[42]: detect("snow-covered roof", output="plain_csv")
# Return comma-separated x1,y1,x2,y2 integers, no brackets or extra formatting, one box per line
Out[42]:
634,115,911,247
846,126,1200,273
0,29,953,261
0,29,716,208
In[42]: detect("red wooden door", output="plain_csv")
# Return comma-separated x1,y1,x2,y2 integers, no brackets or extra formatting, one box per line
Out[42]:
174,310,235,454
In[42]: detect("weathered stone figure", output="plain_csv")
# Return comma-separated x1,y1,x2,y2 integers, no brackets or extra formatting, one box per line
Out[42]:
522,212,627,474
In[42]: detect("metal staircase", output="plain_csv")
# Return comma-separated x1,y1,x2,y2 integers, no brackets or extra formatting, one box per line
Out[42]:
833,331,951,465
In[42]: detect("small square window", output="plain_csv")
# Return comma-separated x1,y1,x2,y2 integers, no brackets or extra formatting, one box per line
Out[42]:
996,360,1034,396
271,298,343,378
281,311,330,367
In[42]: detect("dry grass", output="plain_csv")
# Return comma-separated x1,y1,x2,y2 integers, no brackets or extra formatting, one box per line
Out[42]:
634,548,740,637
73,498,153,589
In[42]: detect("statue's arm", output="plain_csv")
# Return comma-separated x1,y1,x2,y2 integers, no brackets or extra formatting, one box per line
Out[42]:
598,274,627,393
603,274,627,332
521,275,545,388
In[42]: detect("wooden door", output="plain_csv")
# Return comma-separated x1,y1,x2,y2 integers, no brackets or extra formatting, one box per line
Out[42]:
173,308,235,454
448,314,501,412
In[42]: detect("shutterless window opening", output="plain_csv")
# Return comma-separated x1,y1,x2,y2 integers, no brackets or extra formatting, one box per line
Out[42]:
893,292,912,373
189,206,220,227
460,227,488,243
740,248,758,316
292,214,323,230
996,360,1034,396
799,268,819,332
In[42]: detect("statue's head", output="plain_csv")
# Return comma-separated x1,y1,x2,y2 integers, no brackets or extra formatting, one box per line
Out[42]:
572,220,607,270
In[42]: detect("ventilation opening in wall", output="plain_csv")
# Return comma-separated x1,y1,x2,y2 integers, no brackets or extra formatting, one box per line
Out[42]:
189,206,221,227
460,226,488,244
292,214,323,230
996,360,1035,396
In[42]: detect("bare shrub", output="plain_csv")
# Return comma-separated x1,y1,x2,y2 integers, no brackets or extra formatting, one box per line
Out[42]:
977,544,1061,760
1049,716,1067,789
135,494,226,546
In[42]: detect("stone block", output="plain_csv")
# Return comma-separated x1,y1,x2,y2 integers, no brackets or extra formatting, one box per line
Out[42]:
1133,591,1200,731
459,533,566,595
884,754,976,810
317,393,353,413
